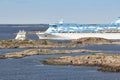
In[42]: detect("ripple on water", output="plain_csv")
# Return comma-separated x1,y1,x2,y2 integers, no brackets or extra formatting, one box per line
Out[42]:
0,45,120,80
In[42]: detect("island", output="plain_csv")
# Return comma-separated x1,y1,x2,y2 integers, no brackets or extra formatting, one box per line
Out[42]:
0,37,114,48
43,53,120,72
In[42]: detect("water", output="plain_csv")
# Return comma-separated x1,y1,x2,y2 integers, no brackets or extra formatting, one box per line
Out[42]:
0,24,48,40
81,44,120,54
0,49,120,80
0,25,120,80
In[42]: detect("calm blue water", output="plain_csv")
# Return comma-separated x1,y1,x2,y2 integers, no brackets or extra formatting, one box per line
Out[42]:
0,25,120,80
0,25,48,40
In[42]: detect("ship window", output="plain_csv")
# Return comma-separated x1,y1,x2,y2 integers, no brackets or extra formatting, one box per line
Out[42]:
45,35,47,37
52,25,57,27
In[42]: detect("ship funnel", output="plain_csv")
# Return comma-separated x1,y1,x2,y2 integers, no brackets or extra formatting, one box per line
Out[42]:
111,17,120,25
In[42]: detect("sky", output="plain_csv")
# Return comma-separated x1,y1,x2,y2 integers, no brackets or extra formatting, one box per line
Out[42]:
0,0,120,24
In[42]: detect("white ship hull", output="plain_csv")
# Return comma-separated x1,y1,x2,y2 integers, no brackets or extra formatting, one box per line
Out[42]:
36,33,120,40
36,17,120,40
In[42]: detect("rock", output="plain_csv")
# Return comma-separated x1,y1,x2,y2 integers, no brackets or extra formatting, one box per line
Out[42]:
5,53,25,58
98,66,120,72
71,37,112,46
0,55,6,59
0,49,97,59
43,53,120,72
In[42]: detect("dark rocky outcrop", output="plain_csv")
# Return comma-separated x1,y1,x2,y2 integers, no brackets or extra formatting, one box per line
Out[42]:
0,55,6,59
98,66,120,72
71,37,112,46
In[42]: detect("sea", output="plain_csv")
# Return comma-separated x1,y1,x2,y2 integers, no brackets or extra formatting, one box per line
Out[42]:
0,25,120,80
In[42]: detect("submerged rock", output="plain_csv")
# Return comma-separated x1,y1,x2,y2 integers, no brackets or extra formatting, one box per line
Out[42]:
98,66,120,72
0,55,6,59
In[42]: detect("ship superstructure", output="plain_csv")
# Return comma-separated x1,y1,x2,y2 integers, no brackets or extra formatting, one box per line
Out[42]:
15,30,27,40
36,17,120,40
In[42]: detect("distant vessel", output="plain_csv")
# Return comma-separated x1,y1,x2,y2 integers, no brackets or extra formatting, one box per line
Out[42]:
15,30,27,40
36,17,120,40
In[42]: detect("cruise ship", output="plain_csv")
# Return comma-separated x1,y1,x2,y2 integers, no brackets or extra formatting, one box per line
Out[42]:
36,17,120,40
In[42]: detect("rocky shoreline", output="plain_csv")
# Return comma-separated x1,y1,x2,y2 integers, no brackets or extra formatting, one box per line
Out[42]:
0,37,113,48
0,49,97,59
0,37,120,72
1,48,120,72
43,53,120,72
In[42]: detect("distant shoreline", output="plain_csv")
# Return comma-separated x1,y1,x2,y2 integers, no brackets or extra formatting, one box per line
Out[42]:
0,37,117,49
0,24,49,27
